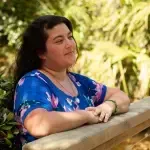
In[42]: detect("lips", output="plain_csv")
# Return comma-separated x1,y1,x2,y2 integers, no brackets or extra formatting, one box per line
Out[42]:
65,51,74,55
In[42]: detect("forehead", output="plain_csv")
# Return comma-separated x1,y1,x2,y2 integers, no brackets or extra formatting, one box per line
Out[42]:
46,23,71,39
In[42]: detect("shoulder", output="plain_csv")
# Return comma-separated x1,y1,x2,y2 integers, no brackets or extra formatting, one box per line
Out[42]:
68,72,99,88
69,72,107,89
68,72,91,81
16,70,49,89
69,72,99,84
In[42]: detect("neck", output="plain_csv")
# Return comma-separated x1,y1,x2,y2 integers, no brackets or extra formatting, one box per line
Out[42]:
40,66,68,81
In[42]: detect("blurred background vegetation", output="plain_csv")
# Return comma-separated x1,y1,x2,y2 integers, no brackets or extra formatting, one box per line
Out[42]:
0,0,150,149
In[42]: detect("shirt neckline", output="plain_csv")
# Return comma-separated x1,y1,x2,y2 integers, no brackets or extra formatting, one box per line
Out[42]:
35,70,80,99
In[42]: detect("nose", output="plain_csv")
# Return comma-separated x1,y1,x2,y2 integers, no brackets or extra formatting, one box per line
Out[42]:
65,38,72,48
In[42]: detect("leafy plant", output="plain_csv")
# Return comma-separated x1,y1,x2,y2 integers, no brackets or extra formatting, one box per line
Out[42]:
0,76,19,149
0,108,19,149
0,1,149,149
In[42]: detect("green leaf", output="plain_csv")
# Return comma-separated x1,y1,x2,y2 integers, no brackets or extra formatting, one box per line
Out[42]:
4,138,12,147
6,112,14,121
7,121,19,125
12,128,19,135
0,123,5,127
0,130,6,137
1,125,13,130
6,131,14,139
3,113,7,122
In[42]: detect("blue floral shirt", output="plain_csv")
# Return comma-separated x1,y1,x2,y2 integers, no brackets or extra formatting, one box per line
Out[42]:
13,70,107,145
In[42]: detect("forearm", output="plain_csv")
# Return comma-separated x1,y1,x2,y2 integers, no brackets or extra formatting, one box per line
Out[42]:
24,109,89,138
43,110,88,134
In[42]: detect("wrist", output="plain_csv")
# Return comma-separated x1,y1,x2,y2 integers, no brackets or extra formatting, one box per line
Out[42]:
104,100,118,114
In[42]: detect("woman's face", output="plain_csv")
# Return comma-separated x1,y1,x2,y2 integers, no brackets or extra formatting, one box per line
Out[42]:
40,23,77,71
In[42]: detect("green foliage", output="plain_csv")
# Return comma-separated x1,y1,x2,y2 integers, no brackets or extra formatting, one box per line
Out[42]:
0,0,150,98
0,0,150,148
0,0,149,95
0,77,19,149
0,0,39,74
0,0,39,48
0,109,19,148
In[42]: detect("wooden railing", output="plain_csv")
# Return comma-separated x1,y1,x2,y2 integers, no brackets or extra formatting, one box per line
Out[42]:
23,97,150,150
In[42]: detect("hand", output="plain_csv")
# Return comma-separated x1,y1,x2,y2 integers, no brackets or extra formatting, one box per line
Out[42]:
85,101,115,123
86,110,99,124
76,110,99,124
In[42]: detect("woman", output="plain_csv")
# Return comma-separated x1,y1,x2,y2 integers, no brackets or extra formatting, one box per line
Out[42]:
13,15,130,146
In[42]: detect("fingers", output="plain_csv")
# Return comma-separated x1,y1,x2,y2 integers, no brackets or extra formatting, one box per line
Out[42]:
99,111,105,121
85,105,112,123
99,112,111,122
92,106,111,122
104,113,111,123
95,106,111,122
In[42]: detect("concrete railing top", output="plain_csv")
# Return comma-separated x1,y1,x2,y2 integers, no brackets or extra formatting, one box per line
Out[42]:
23,97,150,150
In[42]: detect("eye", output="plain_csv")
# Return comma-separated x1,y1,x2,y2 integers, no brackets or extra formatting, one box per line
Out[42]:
55,39,63,43
68,35,73,40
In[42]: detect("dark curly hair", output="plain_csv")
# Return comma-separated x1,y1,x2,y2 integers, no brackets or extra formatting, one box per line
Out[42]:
8,15,78,111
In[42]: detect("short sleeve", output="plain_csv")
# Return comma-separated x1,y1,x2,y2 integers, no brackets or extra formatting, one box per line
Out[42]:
70,73,107,107
88,80,107,106
14,76,54,124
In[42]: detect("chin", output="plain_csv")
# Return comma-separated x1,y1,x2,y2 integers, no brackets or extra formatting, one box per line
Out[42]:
66,60,76,68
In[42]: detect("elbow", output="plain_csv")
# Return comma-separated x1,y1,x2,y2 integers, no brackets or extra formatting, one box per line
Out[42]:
121,94,131,112
121,105,129,113
29,123,53,138
24,109,53,138
120,99,130,113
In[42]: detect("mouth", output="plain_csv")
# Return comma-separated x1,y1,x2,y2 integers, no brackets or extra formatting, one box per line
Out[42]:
65,51,75,55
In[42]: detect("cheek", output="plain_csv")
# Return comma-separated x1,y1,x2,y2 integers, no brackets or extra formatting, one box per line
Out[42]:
46,45,62,57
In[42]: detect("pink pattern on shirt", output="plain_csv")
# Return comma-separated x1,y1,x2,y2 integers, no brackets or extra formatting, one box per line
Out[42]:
92,81,103,102
18,78,25,86
51,94,58,108
22,127,28,133
46,92,58,108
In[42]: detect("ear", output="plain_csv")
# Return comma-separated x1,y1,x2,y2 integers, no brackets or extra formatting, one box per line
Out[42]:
39,54,46,60
37,50,46,60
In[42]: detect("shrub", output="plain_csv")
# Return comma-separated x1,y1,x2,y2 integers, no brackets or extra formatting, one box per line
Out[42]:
0,76,20,149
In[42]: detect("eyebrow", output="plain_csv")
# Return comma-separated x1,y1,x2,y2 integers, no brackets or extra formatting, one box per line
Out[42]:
53,31,72,41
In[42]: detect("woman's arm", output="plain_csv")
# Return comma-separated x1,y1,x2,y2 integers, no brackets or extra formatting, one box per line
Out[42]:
104,87,130,114
24,108,99,138
86,87,130,122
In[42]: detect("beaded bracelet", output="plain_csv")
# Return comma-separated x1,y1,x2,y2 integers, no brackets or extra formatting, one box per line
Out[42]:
105,100,118,114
